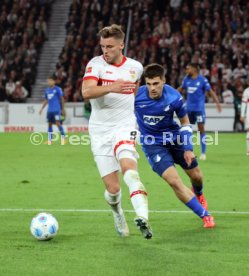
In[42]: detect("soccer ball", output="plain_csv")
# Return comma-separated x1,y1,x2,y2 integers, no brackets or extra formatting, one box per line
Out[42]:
30,212,59,241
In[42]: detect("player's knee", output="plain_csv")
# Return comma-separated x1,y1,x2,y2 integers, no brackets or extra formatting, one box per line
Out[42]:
190,168,203,184
117,150,138,174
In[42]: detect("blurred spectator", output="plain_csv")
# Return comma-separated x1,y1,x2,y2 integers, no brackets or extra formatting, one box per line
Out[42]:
222,81,234,104
0,0,52,102
53,0,249,103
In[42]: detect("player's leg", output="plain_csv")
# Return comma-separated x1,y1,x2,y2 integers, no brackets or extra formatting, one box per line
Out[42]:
184,166,208,210
55,112,65,144
245,117,249,154
46,112,53,144
198,122,206,160
167,145,215,228
246,129,249,155
94,155,129,237
114,131,152,239
161,166,215,228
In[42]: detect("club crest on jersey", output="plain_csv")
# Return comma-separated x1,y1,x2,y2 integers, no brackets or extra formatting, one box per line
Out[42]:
86,67,92,73
129,68,137,80
143,115,165,125
164,105,170,112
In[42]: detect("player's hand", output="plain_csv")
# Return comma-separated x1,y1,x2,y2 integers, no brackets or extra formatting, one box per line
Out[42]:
240,116,245,123
184,151,196,167
111,79,136,94
61,109,66,117
217,104,222,113
39,109,42,115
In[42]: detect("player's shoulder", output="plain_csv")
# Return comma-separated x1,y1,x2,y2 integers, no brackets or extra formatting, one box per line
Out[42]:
136,85,147,99
88,55,105,66
164,84,181,97
199,74,209,83
125,57,143,70
243,87,249,95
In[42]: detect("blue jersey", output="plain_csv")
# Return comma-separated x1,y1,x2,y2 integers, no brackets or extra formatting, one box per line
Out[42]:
135,84,187,145
44,86,63,112
181,75,211,112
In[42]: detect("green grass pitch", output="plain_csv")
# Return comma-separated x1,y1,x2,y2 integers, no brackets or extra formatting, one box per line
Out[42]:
0,132,249,275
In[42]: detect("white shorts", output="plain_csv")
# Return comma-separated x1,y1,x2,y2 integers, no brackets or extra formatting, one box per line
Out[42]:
89,123,139,177
245,116,249,129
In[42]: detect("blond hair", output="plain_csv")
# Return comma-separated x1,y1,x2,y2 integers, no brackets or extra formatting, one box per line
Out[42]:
98,24,125,41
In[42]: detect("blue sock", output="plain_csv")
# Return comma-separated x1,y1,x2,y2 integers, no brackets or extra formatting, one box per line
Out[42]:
58,125,65,136
48,126,53,141
186,196,209,218
200,133,206,154
192,182,203,196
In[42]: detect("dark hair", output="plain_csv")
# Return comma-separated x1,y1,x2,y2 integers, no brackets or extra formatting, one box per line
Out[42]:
48,74,57,80
188,63,200,71
143,63,166,79
98,24,125,41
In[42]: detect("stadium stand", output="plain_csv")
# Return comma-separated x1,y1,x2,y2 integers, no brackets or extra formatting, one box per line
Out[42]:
52,0,248,104
1,0,248,106
0,0,53,102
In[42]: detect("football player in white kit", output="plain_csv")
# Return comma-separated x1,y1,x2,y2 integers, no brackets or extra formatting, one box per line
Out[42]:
240,87,249,155
82,24,152,239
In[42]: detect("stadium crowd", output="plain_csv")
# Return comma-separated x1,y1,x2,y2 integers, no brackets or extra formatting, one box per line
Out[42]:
0,0,52,102
52,0,249,105
0,0,248,107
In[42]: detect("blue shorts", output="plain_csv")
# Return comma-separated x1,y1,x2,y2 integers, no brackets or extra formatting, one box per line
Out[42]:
187,111,206,124
47,111,61,123
142,143,198,176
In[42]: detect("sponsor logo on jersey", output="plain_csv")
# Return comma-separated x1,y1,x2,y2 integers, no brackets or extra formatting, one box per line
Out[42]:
86,67,92,73
143,115,165,125
187,87,197,93
139,105,147,108
105,71,113,74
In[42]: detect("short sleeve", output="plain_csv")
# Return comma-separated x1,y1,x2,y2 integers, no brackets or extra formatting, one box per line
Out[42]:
58,87,64,97
83,58,102,82
203,77,211,92
136,62,144,81
181,77,187,90
174,95,187,118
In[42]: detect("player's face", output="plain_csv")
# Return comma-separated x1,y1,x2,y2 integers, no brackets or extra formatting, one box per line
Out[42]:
100,37,124,64
145,77,165,99
47,79,55,87
186,65,193,76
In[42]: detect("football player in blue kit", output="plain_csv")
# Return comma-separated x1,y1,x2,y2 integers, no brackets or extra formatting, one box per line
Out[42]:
135,63,215,228
39,75,66,145
178,63,221,160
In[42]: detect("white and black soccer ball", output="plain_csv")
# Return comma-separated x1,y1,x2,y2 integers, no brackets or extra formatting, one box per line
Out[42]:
30,212,59,241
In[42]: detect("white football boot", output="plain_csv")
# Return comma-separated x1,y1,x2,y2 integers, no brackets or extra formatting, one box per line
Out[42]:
112,210,129,237
199,153,207,160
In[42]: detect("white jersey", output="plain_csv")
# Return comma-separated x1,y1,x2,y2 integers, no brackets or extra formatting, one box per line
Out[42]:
83,55,143,127
241,87,249,118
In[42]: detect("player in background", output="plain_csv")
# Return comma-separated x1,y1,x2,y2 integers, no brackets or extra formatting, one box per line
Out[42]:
135,63,215,228
178,63,222,160
240,86,249,155
39,75,66,145
82,24,152,239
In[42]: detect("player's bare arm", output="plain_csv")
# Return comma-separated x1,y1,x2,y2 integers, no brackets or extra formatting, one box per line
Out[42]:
177,86,185,95
209,89,222,112
82,79,136,99
179,115,195,167
39,100,48,115
60,96,65,116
